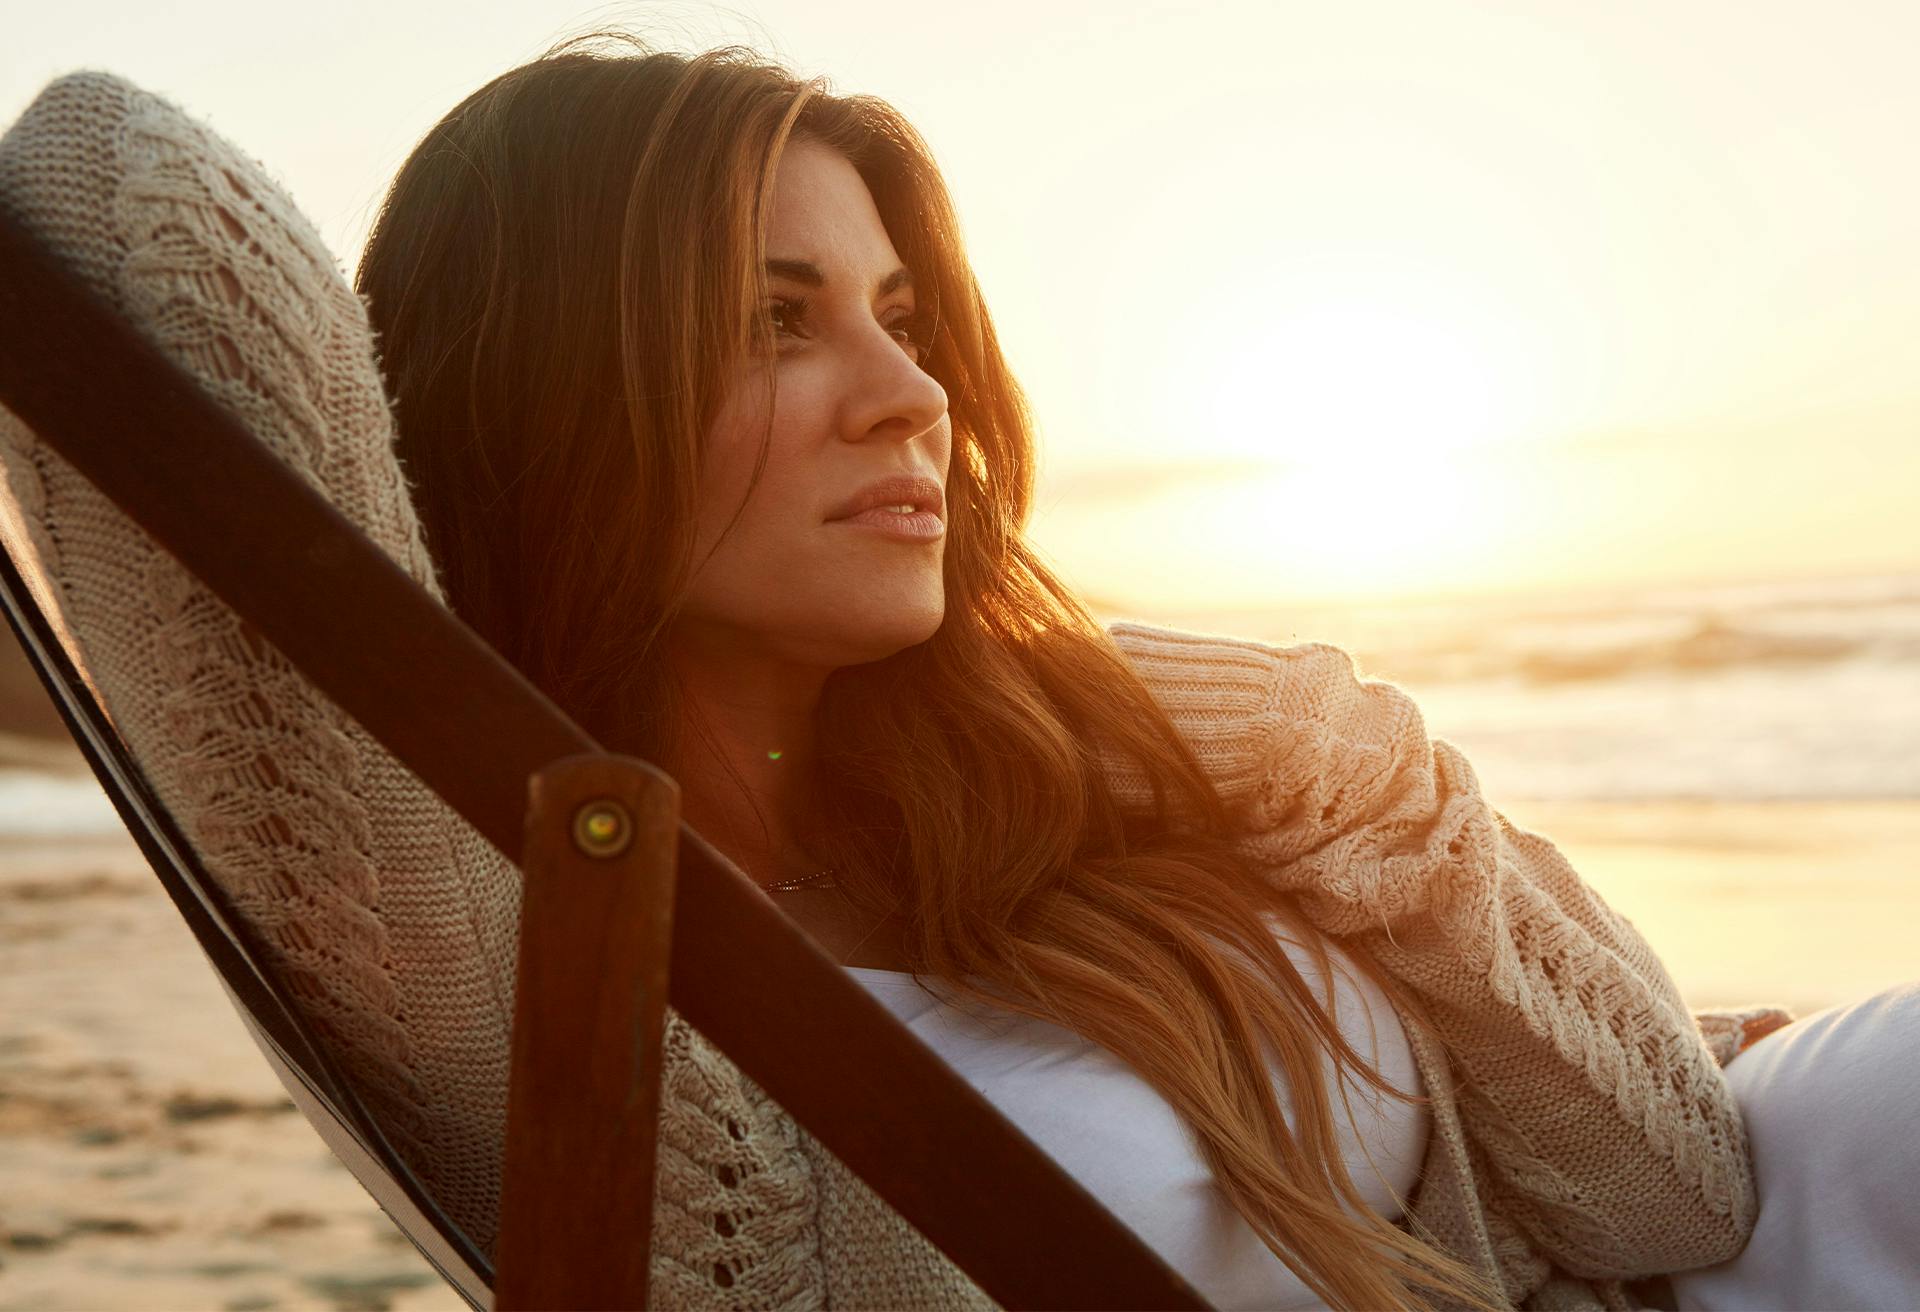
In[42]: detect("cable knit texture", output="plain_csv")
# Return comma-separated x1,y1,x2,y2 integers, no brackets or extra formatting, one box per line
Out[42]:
0,70,1792,1311
1104,622,1788,1308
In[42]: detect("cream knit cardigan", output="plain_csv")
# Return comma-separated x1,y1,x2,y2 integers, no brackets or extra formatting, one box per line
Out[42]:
0,69,1790,1312
1092,622,1774,1312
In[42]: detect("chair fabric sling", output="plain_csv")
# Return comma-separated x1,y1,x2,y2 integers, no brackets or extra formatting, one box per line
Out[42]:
0,70,1214,1310
0,533,492,1309
0,68,530,1269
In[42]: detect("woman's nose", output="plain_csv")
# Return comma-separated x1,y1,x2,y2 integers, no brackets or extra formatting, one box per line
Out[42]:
843,323,948,445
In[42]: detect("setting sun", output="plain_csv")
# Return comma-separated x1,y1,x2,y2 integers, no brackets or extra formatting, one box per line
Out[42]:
1032,453,1506,608
1159,262,1558,474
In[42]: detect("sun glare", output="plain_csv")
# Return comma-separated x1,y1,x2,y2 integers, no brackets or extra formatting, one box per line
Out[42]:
1082,269,1555,602
1034,441,1515,611
1169,267,1556,476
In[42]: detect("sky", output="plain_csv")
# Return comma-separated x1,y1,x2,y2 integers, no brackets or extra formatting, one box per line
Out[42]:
5,1,1916,611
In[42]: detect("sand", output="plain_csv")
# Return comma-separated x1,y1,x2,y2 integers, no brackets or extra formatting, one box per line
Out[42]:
1,795,1913,1310
0,831,462,1312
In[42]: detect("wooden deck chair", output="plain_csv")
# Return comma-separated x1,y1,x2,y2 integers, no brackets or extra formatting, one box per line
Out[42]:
0,71,1213,1311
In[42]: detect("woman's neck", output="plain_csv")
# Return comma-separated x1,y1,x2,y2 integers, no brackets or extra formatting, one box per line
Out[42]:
664,636,833,884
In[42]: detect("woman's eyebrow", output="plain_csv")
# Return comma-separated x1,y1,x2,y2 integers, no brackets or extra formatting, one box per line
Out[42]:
766,258,914,297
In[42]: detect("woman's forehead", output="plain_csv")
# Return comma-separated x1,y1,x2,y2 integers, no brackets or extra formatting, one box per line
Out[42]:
766,140,902,284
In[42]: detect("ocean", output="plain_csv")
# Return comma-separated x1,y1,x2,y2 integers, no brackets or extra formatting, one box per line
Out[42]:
1134,568,1920,804
0,568,1915,839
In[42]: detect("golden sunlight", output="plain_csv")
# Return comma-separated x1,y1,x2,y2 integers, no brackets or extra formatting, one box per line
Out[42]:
1030,441,1519,609
1157,260,1562,472
1064,265,1560,604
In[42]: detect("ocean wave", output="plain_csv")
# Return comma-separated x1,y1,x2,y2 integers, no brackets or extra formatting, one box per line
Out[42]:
1505,615,1871,685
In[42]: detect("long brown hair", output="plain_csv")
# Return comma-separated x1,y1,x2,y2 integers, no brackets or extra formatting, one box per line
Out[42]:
355,30,1507,1311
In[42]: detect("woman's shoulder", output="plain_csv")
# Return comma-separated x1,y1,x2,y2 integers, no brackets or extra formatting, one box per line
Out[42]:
1103,616,1345,665
1101,617,1382,710
1098,617,1438,833
1101,616,1413,731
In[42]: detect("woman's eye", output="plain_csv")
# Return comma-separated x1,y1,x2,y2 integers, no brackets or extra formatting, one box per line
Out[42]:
769,295,808,340
890,313,934,361
766,296,931,362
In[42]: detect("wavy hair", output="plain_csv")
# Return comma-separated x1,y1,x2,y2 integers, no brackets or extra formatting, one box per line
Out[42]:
354,29,1507,1311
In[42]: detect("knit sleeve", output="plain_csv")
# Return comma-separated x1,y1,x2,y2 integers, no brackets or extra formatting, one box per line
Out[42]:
1105,623,1759,1281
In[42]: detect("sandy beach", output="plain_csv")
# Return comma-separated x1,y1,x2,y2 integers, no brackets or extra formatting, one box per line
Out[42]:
2,779,1911,1309
0,827,464,1312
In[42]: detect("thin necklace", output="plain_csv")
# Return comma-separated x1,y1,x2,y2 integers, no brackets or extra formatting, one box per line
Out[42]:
762,868,841,894
758,868,896,968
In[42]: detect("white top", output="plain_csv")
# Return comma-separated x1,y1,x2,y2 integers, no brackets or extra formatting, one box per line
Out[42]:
846,920,1428,1312
1669,982,1920,1312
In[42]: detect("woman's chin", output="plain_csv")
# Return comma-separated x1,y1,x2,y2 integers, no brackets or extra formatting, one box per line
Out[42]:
830,600,945,663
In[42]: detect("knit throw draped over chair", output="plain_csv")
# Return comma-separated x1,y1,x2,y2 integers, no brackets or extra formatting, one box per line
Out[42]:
0,70,992,1308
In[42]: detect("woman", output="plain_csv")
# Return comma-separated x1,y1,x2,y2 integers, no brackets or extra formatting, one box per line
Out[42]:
352,31,1906,1311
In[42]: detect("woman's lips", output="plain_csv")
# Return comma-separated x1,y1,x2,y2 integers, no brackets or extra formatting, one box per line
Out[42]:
830,506,945,541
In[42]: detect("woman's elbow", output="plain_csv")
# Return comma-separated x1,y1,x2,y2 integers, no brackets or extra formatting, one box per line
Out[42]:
1503,1136,1758,1279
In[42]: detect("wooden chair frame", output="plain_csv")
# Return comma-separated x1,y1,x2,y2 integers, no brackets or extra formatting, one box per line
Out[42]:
0,203,1214,1311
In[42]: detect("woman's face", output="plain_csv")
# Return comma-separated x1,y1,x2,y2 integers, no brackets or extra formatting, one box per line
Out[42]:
680,136,953,672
